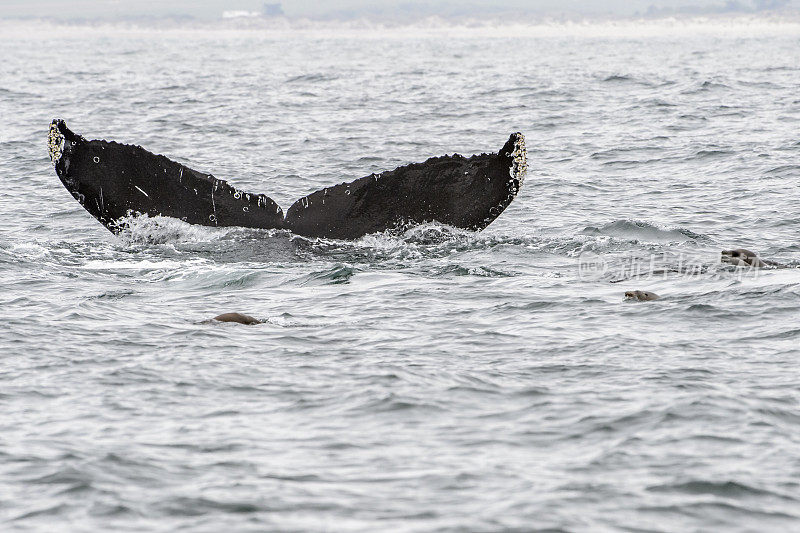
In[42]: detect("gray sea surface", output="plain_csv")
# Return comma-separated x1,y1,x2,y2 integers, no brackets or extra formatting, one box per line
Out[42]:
1,17,800,532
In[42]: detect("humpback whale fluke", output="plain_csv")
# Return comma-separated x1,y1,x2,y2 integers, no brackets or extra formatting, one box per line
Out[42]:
48,120,527,239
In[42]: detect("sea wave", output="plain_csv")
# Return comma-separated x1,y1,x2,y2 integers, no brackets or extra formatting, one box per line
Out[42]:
580,220,704,243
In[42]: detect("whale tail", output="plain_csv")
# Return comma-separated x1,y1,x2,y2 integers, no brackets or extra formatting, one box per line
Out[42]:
48,119,527,239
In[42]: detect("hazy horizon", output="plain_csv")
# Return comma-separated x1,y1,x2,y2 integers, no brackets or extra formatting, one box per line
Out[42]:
2,0,799,21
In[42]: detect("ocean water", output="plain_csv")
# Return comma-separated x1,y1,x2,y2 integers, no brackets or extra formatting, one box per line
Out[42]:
1,17,800,532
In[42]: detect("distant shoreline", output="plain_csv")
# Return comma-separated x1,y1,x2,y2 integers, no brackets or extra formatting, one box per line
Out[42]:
3,13,800,39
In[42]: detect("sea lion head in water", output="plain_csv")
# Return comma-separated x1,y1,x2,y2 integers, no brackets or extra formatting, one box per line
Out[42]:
624,290,660,301
721,249,767,268
213,312,262,325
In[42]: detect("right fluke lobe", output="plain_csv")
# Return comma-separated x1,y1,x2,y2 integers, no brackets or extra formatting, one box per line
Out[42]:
284,133,528,239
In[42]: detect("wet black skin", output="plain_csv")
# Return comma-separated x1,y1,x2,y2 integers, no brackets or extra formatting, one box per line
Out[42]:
49,120,526,240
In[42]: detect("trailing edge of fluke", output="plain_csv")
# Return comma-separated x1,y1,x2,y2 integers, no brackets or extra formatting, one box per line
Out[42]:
48,119,527,240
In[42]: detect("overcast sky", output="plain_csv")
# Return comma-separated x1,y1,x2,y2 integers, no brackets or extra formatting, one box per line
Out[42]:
1,0,797,20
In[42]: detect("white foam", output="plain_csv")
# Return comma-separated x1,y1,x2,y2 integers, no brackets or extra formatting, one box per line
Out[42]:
9,241,50,260
81,259,184,270
115,214,232,245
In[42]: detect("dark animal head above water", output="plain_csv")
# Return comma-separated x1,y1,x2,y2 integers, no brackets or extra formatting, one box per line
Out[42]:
624,290,660,301
48,119,527,240
721,248,767,268
213,312,262,325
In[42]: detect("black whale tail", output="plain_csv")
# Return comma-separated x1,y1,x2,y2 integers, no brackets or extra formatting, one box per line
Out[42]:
48,119,527,239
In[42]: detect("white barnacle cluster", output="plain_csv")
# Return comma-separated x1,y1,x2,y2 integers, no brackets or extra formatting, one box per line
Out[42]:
47,121,65,166
508,133,528,186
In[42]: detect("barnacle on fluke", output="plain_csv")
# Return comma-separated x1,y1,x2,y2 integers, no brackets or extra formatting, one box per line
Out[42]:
47,121,65,165
48,119,527,240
